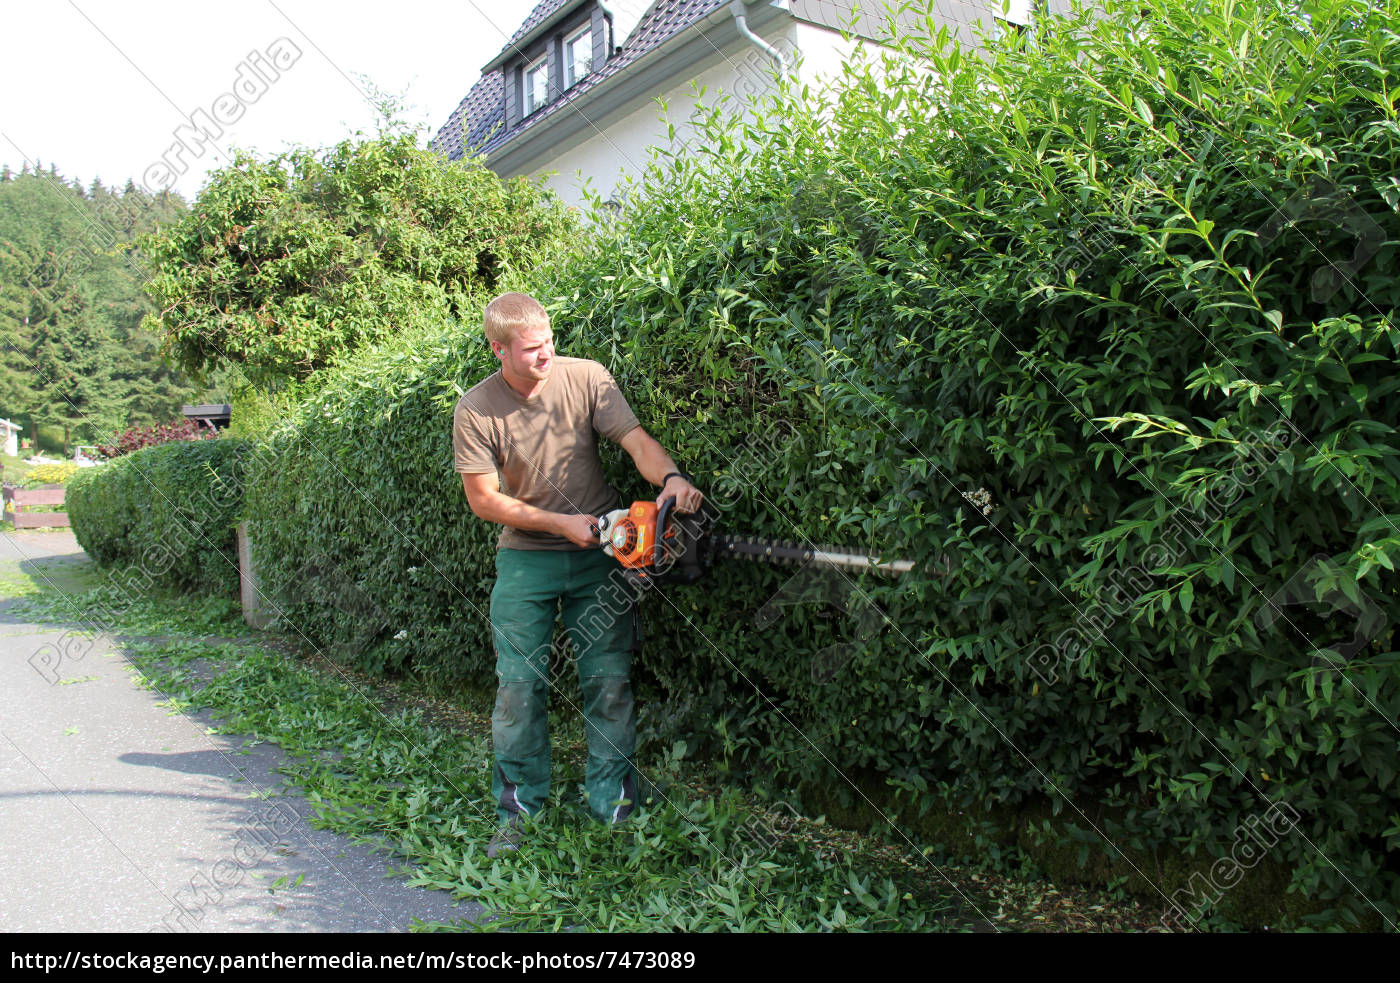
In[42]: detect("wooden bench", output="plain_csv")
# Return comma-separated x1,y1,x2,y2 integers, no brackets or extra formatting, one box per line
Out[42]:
3,486,70,528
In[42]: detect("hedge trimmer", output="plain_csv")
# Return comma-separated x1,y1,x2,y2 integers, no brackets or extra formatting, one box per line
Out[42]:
592,496,915,587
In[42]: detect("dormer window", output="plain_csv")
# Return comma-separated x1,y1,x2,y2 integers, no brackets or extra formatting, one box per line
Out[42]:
565,26,592,89
497,3,612,130
524,55,549,116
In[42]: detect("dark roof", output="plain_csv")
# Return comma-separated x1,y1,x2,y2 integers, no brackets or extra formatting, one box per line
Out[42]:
431,71,505,161
489,0,573,66
431,0,727,161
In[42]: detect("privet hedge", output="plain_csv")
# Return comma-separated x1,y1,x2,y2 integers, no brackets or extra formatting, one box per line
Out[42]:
243,320,500,675
69,439,248,594
243,0,1399,928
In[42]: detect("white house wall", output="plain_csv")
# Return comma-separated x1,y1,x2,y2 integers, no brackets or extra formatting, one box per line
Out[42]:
791,21,864,94
523,21,803,212
513,0,1087,211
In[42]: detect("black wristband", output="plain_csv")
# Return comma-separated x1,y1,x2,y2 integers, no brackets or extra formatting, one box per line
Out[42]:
662,471,690,486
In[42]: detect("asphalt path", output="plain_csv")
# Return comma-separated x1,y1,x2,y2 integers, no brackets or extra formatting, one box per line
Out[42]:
0,529,480,933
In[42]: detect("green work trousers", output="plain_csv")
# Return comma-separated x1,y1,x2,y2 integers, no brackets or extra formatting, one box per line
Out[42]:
489,547,638,824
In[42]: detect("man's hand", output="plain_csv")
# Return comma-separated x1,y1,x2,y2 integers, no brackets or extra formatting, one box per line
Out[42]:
658,475,703,514
556,512,602,548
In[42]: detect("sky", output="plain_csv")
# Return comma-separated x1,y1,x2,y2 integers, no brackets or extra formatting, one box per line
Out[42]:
0,0,525,199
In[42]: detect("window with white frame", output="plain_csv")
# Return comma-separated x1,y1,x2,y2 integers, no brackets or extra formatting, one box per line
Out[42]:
565,26,592,89
524,55,549,116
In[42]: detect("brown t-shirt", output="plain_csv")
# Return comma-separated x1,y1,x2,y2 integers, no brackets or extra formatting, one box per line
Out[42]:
453,356,641,551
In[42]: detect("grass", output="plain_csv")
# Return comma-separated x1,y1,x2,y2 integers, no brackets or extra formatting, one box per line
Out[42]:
109,635,967,932
0,540,100,600
2,453,34,483
1,551,1165,932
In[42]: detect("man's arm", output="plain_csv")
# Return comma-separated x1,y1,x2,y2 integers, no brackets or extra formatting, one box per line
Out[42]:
459,472,599,548
617,426,703,513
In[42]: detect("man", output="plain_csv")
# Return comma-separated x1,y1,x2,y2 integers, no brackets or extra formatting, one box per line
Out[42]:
453,292,702,857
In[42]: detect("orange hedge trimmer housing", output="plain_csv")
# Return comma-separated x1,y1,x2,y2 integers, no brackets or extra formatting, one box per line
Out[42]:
594,496,714,588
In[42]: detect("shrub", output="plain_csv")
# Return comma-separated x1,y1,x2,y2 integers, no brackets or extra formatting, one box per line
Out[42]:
95,419,217,460
244,0,1400,928
226,381,298,440
34,424,66,455
140,132,574,386
69,438,248,594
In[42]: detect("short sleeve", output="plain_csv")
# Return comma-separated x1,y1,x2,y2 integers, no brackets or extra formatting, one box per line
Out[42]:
590,363,641,443
453,399,498,474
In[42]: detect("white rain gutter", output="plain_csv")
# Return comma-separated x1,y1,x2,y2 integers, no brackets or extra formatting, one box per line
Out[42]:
729,0,789,75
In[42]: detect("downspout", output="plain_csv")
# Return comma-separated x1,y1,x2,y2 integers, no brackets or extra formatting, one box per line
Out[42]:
729,0,789,75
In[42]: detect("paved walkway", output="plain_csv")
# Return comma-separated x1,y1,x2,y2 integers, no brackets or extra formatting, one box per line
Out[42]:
0,530,479,932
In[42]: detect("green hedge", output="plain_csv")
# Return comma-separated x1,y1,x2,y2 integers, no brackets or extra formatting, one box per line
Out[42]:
243,0,1400,928
243,319,498,677
69,438,248,594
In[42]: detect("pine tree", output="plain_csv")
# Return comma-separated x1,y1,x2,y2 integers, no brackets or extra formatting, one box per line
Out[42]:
0,166,204,450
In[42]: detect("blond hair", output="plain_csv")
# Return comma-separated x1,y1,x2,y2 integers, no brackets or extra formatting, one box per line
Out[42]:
483,292,549,345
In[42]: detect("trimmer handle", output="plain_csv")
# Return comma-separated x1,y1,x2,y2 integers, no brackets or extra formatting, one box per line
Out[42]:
655,495,676,568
